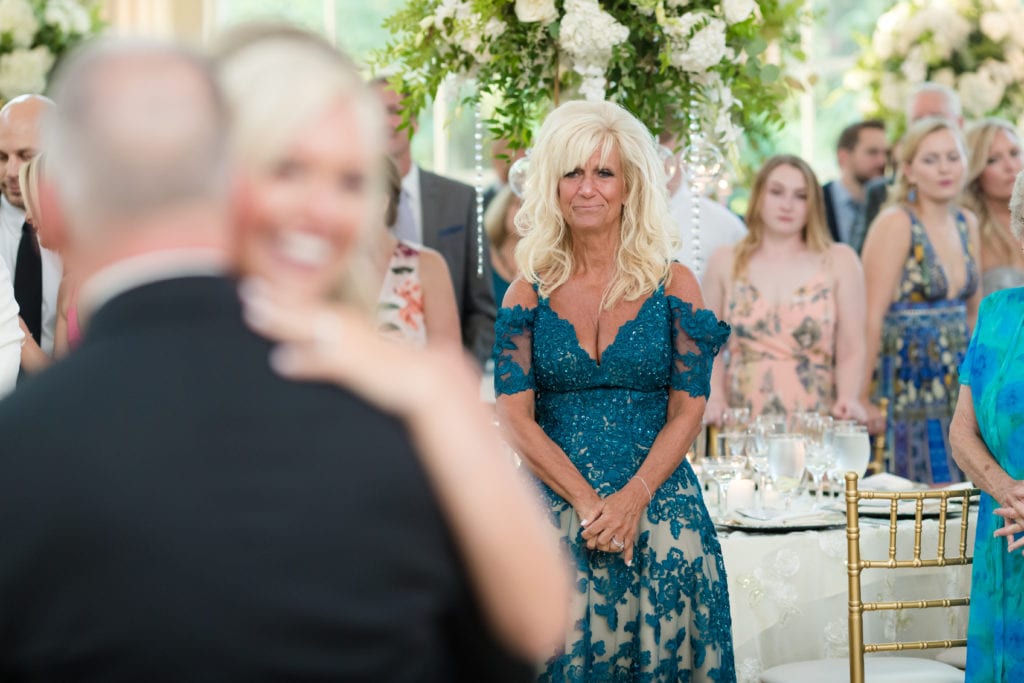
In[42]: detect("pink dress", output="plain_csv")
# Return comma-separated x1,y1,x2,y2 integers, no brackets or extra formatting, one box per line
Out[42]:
66,287,82,349
375,240,427,347
723,260,836,417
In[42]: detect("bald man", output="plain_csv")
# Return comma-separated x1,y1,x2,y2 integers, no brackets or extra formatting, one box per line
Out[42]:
0,95,61,357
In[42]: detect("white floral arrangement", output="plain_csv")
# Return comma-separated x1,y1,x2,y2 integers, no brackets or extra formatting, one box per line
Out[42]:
376,0,803,150
849,0,1024,129
0,0,103,103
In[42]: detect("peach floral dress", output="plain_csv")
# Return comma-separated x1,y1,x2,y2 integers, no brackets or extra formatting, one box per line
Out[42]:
376,240,427,347
723,260,836,418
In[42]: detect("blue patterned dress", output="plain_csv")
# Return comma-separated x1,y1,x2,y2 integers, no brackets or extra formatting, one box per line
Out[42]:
958,288,1024,682
873,207,977,484
493,284,735,682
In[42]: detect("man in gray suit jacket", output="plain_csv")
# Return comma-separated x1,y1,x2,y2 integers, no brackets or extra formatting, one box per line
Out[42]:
375,81,496,363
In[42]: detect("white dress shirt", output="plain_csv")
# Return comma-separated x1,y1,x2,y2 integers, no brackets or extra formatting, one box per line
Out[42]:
0,257,23,396
397,164,423,246
669,185,747,276
0,195,62,354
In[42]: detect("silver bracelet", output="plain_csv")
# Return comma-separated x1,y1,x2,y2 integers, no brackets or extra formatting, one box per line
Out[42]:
637,475,653,503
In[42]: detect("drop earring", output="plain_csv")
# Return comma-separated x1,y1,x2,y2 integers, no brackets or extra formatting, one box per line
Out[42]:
907,184,917,203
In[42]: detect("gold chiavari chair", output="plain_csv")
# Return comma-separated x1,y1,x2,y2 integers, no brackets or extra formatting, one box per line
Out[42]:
759,473,977,683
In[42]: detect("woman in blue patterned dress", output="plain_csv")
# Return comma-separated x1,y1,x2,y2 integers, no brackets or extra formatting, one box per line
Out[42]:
860,117,982,484
494,100,735,681
949,170,1024,682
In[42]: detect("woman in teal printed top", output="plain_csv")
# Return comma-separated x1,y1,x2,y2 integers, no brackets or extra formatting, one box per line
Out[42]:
951,170,1024,682
494,100,734,681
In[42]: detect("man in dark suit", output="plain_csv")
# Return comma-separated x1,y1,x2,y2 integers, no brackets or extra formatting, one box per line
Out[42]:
821,120,887,251
0,40,522,681
852,82,964,252
374,80,496,362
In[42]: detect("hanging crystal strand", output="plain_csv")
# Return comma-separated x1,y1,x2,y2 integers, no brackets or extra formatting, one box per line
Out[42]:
687,91,704,279
473,96,486,278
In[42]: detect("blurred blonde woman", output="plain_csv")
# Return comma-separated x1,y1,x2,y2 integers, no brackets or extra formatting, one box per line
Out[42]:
375,154,460,348
962,118,1024,294
214,23,567,671
703,154,866,424
18,153,78,369
861,117,981,484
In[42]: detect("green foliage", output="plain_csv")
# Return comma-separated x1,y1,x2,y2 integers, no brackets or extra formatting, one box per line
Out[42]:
373,0,805,154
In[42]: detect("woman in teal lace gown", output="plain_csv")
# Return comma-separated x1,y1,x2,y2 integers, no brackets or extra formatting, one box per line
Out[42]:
494,100,735,681
861,117,981,484
951,171,1024,683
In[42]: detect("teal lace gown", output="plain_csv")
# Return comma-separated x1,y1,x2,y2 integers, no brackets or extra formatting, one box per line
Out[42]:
958,288,1024,682
494,285,735,682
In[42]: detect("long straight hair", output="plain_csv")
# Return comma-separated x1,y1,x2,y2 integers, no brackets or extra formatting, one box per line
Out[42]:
962,118,1021,267
732,154,831,279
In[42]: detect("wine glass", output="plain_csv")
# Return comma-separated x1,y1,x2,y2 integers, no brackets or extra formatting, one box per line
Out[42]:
832,422,871,479
804,417,835,509
704,453,747,519
723,407,751,432
745,424,770,511
766,434,806,511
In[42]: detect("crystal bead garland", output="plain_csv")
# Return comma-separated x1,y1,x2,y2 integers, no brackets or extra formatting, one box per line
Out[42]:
681,92,724,279
473,99,485,278
686,96,704,278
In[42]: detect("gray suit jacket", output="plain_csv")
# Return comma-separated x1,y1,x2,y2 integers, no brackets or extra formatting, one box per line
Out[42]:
851,176,891,254
419,168,497,363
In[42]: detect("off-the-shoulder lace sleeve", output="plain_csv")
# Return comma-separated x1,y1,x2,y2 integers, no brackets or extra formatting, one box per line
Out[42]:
667,295,730,398
492,305,536,396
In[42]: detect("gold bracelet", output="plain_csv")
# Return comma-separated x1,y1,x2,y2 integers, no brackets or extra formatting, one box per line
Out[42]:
637,475,653,503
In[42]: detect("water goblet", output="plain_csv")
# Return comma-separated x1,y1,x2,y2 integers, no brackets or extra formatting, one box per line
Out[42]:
704,453,748,519
832,422,871,478
745,425,770,511
766,434,807,511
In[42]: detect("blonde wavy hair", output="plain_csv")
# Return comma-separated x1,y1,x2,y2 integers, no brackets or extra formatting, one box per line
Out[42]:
18,153,43,227
962,118,1021,267
888,117,966,207
515,100,677,308
212,22,385,312
732,155,831,279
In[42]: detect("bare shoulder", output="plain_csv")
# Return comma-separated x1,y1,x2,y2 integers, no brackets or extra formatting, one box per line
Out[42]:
705,244,736,274
863,205,912,256
503,276,539,309
828,242,861,271
418,246,454,280
666,261,705,307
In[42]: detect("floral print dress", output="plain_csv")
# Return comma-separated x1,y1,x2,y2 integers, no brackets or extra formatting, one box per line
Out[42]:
376,240,427,347
873,208,977,484
723,261,836,418
494,284,736,682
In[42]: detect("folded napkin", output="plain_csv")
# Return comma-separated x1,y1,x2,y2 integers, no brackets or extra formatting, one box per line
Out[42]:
859,473,919,492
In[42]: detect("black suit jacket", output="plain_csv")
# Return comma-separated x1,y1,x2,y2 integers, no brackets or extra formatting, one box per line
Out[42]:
821,180,841,243
418,169,497,363
850,176,892,254
0,276,527,682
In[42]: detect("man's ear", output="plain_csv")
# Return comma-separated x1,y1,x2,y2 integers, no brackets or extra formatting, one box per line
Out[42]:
836,148,850,170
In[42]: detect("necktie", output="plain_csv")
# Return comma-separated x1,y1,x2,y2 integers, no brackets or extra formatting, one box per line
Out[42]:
393,188,418,244
14,221,42,345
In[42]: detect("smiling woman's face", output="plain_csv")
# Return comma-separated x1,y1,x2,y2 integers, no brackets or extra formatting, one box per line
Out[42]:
235,99,374,302
557,145,625,235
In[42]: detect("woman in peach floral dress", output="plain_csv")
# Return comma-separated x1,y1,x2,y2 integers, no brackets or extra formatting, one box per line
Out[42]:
375,157,461,348
703,155,868,424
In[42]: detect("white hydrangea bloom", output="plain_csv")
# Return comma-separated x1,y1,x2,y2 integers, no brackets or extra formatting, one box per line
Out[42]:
0,0,40,48
670,16,728,73
44,0,91,36
931,67,956,88
899,47,927,83
979,11,1011,42
0,46,55,100
878,72,906,112
722,0,756,25
957,71,1005,118
558,0,629,67
1005,47,1024,80
514,0,557,25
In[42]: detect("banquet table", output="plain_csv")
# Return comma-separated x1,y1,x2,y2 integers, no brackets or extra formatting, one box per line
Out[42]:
718,507,976,683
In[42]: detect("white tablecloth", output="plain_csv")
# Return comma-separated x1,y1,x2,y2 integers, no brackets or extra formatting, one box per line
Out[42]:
719,511,976,683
